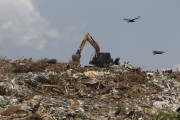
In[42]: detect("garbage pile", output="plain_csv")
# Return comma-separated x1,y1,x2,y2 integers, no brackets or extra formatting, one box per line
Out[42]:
0,57,179,120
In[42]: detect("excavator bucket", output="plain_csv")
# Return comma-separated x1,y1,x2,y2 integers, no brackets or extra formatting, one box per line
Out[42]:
72,53,81,63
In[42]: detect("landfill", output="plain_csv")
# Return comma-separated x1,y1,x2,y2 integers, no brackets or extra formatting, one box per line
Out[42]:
0,57,179,120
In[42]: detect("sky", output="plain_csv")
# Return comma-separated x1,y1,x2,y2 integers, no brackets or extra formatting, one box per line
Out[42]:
0,0,180,71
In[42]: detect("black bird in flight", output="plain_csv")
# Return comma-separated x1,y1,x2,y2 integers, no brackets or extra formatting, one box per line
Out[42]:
124,16,140,23
153,50,165,55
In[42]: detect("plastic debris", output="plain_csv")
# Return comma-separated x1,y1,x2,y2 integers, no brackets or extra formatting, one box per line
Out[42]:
0,57,179,119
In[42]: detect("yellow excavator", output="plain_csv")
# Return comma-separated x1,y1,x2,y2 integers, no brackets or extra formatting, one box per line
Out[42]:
72,32,119,67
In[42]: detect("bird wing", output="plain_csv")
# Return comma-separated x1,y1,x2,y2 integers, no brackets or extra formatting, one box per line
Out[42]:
160,51,165,53
123,18,130,21
132,16,140,20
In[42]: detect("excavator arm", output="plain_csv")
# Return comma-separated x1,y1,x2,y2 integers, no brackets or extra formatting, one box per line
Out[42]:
72,32,100,62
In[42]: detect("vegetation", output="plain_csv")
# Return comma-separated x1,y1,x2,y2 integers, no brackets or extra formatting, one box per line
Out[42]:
156,111,180,120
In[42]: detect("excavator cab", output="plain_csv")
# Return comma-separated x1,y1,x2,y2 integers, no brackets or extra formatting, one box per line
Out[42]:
89,53,113,67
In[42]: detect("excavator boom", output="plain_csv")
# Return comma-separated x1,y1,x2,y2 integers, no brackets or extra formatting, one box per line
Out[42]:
76,33,100,55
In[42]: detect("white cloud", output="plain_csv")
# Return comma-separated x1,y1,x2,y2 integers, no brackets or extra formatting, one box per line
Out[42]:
47,29,60,39
0,0,60,50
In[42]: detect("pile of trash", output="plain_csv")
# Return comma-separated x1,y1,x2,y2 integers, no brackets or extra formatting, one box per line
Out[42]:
0,57,179,120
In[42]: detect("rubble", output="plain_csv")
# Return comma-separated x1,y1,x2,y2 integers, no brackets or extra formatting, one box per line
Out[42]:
0,57,179,120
